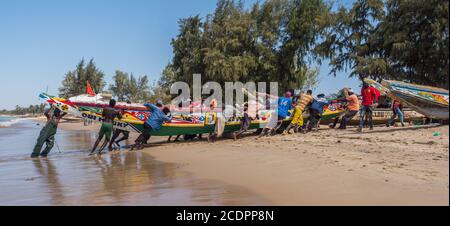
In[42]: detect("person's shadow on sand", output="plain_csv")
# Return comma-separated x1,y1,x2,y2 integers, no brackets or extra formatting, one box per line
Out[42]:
32,158,65,205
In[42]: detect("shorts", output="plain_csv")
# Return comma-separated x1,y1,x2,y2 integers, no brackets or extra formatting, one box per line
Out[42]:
99,123,113,141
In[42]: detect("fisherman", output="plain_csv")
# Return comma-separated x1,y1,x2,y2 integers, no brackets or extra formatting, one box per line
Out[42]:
272,91,293,135
233,103,251,140
257,91,291,136
108,101,132,150
307,94,333,132
358,82,379,132
386,99,405,127
282,90,313,135
89,99,122,155
31,104,67,158
337,88,360,130
131,101,172,150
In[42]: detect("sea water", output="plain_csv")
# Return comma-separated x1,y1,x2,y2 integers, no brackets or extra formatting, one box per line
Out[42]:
0,119,267,205
0,116,22,127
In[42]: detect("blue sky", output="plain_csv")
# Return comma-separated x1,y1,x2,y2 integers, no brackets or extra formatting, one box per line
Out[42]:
0,0,360,110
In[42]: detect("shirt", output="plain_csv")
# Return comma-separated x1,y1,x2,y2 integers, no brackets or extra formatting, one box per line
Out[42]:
310,98,332,114
393,101,403,110
346,94,360,111
298,94,313,111
361,86,378,106
144,103,172,131
277,97,293,118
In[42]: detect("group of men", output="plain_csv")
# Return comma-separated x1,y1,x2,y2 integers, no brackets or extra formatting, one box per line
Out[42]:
31,99,172,158
254,81,386,139
31,82,405,158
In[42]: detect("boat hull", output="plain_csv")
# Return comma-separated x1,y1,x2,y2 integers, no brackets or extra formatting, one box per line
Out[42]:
364,79,449,120
390,91,449,120
40,93,345,136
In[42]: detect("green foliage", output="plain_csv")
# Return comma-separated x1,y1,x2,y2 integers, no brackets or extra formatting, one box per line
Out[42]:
59,59,106,98
1,104,47,115
315,0,386,80
161,0,325,93
109,70,152,103
317,0,448,88
377,0,449,87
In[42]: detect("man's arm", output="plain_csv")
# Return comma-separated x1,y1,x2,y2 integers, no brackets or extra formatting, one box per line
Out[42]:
116,111,123,120
44,109,51,120
162,114,172,122
372,87,378,103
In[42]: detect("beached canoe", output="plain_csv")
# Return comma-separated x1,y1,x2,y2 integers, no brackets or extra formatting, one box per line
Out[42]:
39,93,345,136
364,79,449,120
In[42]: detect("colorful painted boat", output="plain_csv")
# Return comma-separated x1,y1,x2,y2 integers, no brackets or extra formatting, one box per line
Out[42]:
365,79,449,120
39,93,345,136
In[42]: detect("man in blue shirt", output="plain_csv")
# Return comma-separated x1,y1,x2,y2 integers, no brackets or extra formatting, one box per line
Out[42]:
270,91,293,135
131,101,172,150
307,94,333,132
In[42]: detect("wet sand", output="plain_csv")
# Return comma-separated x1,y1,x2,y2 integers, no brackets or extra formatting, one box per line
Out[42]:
4,119,448,205
0,120,269,206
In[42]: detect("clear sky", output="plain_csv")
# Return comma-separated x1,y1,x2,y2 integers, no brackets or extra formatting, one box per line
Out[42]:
0,0,360,110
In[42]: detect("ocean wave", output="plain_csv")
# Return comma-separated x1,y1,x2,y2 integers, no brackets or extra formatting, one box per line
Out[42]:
0,118,26,127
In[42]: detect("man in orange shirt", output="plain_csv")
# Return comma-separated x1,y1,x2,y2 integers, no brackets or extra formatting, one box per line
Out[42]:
339,88,360,130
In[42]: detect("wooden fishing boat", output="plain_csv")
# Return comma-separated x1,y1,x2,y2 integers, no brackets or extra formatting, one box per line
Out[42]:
365,79,448,119
39,93,345,136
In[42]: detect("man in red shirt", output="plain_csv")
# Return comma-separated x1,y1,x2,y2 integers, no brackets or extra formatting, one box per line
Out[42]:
358,82,379,132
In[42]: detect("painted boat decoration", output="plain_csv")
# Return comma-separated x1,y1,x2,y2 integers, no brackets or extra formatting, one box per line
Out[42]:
39,93,345,136
364,79,449,120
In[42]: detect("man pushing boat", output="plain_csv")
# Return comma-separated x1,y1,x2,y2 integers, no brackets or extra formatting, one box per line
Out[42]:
89,99,122,155
131,101,172,150
31,104,67,158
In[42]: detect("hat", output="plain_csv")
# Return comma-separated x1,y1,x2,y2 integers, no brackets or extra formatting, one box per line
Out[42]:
317,94,325,98
347,88,354,94
156,100,164,106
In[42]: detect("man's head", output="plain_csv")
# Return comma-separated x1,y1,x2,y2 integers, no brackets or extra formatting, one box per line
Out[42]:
243,103,249,112
162,107,170,115
347,88,354,95
317,94,325,98
156,100,164,108
363,82,369,89
307,90,313,95
53,108,61,118
285,91,292,98
109,99,117,108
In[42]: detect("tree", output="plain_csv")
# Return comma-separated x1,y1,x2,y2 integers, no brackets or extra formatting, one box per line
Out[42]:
109,70,129,102
59,59,106,98
278,0,330,90
315,0,386,81
109,71,152,103
377,0,449,87
163,0,324,95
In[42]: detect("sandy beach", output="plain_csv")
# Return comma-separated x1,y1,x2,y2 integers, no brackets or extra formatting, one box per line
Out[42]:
50,119,449,206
